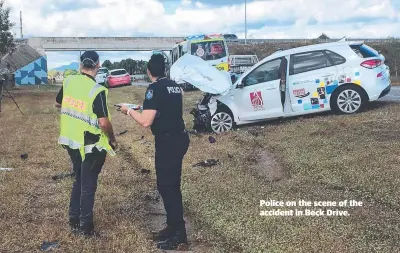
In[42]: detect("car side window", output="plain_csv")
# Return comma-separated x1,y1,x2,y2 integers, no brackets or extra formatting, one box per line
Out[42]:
243,58,282,87
325,50,346,65
290,51,332,75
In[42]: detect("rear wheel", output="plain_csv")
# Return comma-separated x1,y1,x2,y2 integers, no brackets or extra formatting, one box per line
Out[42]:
331,85,367,114
209,110,234,134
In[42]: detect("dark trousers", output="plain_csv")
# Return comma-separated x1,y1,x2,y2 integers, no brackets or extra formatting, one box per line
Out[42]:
66,147,107,225
155,131,190,229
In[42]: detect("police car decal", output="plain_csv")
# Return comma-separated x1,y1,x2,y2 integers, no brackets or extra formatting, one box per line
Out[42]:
146,90,153,100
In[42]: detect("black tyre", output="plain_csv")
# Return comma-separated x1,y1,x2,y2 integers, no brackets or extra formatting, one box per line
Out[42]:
208,108,234,134
330,85,367,114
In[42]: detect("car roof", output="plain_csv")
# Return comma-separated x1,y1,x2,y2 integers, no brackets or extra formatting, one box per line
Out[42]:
110,69,127,72
264,41,363,61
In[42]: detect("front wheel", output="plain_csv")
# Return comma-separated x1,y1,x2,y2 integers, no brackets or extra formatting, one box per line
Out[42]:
209,111,234,134
331,86,366,114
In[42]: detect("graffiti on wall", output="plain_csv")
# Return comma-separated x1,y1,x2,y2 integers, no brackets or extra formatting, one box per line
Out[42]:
14,56,48,85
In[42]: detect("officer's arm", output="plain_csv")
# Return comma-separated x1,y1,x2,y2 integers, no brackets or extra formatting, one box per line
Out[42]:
95,92,116,142
98,117,117,142
128,109,157,128
55,87,63,108
127,87,158,128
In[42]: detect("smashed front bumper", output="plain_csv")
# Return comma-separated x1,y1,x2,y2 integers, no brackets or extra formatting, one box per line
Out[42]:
190,94,218,133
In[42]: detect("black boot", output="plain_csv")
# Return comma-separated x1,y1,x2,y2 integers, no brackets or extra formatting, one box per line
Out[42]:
78,222,99,238
157,229,188,250
68,217,80,233
152,226,174,241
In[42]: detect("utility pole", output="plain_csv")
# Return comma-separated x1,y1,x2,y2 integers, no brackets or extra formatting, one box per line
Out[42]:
20,11,23,39
245,0,247,45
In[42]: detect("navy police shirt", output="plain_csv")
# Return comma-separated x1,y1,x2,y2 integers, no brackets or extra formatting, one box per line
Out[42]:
143,77,185,136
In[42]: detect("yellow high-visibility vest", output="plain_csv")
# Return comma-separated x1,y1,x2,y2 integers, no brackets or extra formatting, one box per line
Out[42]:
58,74,115,160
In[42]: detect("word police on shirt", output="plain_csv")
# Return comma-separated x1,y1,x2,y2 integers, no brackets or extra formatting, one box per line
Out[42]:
167,86,182,94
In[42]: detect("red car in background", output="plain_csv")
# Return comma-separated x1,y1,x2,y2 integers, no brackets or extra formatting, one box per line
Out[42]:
106,69,131,88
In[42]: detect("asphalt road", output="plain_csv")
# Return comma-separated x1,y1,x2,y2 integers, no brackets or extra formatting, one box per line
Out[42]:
379,86,400,101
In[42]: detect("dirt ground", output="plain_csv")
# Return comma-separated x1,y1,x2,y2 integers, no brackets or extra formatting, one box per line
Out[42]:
1,84,400,252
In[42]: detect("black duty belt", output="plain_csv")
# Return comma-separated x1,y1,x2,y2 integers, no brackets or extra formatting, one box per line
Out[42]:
155,130,187,137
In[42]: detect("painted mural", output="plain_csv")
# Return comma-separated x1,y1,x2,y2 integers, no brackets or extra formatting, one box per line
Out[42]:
14,56,48,85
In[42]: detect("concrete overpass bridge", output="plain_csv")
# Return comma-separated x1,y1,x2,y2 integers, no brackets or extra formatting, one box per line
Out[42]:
17,37,185,54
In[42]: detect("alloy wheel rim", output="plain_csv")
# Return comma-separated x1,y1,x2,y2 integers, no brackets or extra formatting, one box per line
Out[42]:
337,90,361,113
211,112,233,133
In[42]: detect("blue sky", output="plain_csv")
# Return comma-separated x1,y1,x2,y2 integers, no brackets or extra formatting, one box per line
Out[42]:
6,0,400,69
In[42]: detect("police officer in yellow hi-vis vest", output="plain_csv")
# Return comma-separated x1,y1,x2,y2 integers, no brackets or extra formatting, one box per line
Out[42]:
55,51,117,237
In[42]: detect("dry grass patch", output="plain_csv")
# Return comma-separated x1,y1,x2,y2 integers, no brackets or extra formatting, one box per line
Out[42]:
2,84,400,252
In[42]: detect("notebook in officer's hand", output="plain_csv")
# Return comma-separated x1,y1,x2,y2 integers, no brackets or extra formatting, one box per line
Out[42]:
114,103,142,110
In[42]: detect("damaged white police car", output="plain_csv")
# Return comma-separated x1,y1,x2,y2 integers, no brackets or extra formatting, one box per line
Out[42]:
171,41,391,134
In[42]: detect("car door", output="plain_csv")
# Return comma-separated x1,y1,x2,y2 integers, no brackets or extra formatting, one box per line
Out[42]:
232,57,285,121
288,50,338,113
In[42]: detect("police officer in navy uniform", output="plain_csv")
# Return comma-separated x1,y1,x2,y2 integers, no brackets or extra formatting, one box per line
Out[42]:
120,54,190,250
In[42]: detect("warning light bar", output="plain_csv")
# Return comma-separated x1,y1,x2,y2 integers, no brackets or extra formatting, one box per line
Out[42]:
185,34,206,40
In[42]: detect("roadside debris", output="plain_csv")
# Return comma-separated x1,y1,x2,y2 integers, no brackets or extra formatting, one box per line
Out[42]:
52,171,75,181
187,129,200,136
40,241,60,251
0,168,13,171
141,169,151,174
117,130,128,136
20,153,28,160
144,191,160,202
228,154,234,159
208,136,216,143
134,136,145,141
192,159,220,168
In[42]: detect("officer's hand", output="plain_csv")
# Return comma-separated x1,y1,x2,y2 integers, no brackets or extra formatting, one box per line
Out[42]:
110,141,118,151
120,105,129,115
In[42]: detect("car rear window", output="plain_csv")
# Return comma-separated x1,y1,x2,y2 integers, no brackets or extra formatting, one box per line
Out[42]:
111,70,127,75
97,69,108,74
325,50,346,65
350,44,379,58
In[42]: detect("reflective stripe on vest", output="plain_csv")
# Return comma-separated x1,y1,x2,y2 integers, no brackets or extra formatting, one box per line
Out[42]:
84,144,116,156
58,136,82,149
61,107,100,129
89,84,105,98
64,77,71,89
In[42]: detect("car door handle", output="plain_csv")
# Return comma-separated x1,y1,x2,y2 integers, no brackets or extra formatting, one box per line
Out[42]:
265,86,277,90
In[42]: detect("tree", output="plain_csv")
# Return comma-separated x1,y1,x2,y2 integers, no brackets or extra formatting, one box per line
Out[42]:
101,58,148,74
318,33,330,40
102,60,112,70
0,0,15,56
63,69,78,78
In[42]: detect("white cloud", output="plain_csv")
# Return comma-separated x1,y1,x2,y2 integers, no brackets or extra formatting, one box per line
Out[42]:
181,0,191,6
7,0,399,38
5,0,400,67
195,1,206,8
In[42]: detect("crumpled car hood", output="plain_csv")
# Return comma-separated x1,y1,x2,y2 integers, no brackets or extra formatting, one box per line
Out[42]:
169,54,232,95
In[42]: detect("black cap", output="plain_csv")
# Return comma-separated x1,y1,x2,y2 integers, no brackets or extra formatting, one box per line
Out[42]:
80,51,99,67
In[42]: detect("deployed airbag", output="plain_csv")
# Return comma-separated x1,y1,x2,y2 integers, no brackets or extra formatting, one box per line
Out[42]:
169,54,232,95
